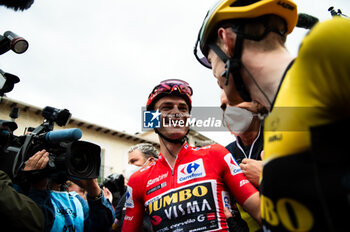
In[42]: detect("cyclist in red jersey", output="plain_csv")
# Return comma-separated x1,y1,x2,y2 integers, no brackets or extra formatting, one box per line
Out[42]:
122,79,260,232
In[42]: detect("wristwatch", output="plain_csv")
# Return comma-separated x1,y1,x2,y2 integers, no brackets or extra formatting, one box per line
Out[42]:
87,189,102,200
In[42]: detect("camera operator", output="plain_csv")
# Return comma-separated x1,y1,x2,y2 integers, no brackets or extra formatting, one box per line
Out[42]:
22,149,116,232
0,119,47,231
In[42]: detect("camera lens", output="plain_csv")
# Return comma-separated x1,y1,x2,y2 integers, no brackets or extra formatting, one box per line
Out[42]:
12,39,28,54
4,31,29,54
66,141,101,179
70,152,89,172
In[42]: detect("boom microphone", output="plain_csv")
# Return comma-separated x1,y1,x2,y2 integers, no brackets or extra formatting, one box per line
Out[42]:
0,0,34,11
3,31,28,54
297,13,319,29
45,128,82,143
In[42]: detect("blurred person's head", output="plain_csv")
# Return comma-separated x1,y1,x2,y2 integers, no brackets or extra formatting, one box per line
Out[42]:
125,143,158,180
128,143,158,166
66,180,87,200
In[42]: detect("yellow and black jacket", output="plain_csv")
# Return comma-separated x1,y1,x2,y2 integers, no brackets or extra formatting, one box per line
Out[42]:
262,17,350,232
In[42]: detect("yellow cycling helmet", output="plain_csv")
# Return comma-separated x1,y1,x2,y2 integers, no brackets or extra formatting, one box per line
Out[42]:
194,0,298,68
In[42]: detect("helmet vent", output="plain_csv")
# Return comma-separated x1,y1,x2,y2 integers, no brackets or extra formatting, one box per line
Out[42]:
230,0,260,7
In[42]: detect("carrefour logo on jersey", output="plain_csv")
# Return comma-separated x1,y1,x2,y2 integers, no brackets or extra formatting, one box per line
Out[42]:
224,154,242,176
177,159,206,183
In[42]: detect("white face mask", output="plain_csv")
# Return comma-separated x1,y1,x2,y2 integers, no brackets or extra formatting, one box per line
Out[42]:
223,106,254,136
125,158,152,180
125,164,142,180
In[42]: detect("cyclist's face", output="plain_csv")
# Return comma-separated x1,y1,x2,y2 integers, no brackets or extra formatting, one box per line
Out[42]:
208,49,225,89
154,96,190,139
220,90,260,114
208,43,244,106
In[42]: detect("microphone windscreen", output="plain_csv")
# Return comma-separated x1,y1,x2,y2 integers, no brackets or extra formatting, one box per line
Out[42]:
45,128,82,143
0,0,34,11
297,13,319,29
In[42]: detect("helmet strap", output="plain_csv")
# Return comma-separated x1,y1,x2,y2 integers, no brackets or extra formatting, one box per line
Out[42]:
155,128,188,144
208,24,252,102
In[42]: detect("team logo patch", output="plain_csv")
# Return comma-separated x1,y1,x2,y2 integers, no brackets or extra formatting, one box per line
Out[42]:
224,154,242,176
145,181,220,232
146,182,167,195
177,158,206,183
125,186,134,208
240,179,249,187
147,172,169,187
151,215,162,226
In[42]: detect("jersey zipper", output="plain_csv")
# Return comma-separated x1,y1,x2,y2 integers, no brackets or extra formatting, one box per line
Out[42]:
236,127,261,159
163,154,178,188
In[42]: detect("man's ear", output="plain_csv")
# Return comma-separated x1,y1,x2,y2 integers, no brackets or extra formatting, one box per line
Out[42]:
217,27,236,57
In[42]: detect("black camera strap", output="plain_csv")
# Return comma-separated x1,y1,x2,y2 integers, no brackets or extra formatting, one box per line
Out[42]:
12,134,33,178
208,31,252,102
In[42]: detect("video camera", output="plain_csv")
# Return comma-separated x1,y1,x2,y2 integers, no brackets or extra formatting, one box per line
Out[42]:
100,173,126,207
0,105,102,181
0,30,28,97
0,27,101,182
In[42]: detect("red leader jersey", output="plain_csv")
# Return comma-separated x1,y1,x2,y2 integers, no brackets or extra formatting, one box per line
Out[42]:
122,142,257,232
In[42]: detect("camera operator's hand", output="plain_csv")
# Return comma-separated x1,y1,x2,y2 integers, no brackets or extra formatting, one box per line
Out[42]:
102,186,113,203
23,150,49,190
71,178,102,199
23,150,49,171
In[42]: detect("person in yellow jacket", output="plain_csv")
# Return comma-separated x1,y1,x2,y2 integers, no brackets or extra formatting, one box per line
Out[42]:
194,0,350,231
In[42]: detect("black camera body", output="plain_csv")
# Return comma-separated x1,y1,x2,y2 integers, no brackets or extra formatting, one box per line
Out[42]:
0,106,102,181
101,173,126,208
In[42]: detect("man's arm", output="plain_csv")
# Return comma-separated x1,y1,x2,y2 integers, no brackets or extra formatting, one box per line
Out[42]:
217,145,261,224
20,149,55,231
242,192,261,224
72,178,116,232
